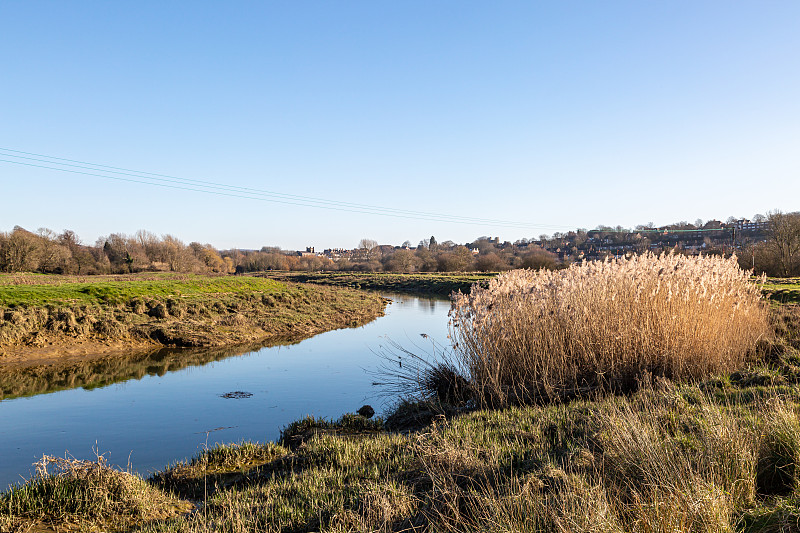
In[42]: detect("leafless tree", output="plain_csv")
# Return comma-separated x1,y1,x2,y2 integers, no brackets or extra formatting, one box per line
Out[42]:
766,210,800,277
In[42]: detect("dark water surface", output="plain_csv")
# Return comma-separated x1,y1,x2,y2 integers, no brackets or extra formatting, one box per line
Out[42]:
0,294,450,490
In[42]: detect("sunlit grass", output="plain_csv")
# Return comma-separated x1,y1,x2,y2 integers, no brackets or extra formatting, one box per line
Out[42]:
1,453,190,531
0,272,285,307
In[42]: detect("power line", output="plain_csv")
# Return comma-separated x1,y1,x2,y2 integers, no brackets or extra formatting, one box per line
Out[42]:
0,157,510,226
0,147,569,232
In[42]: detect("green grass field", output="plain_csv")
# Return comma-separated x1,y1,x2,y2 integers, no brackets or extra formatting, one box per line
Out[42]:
0,273,286,307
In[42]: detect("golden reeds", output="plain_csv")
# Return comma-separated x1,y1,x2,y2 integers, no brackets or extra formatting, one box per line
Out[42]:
450,253,771,406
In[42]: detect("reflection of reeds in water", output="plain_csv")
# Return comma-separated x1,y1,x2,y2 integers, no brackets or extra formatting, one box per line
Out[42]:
371,336,471,405
0,337,301,401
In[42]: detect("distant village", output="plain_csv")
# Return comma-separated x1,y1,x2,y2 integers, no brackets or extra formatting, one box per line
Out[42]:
291,217,769,265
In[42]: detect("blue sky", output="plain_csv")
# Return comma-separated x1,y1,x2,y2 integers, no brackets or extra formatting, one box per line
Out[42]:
1,1,798,250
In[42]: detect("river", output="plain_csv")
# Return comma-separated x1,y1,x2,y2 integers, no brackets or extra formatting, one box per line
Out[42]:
0,293,451,490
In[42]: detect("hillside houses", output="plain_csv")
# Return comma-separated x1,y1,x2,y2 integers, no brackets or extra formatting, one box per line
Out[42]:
264,217,776,273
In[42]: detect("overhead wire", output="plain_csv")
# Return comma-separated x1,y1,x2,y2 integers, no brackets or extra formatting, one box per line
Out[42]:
0,147,569,231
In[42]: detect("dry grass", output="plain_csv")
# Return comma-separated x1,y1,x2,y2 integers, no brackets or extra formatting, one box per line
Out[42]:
756,398,800,496
407,384,780,533
450,253,771,406
0,453,189,531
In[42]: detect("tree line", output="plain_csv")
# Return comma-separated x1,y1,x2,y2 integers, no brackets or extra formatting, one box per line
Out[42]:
1,210,798,276
0,228,235,275
0,227,560,275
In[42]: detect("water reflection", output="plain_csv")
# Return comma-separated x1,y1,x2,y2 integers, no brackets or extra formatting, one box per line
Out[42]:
0,339,299,401
0,293,451,490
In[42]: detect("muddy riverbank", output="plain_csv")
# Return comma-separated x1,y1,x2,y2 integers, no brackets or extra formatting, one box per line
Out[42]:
0,274,387,367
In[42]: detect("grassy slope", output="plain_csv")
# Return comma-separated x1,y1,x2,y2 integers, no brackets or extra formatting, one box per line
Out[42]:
0,273,387,357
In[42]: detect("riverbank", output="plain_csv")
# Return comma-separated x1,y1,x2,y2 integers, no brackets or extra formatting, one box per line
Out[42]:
255,271,497,296
0,273,387,367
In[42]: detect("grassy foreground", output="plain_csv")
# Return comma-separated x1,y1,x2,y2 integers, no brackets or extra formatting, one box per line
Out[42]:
2,315,799,532
3,320,800,533
0,273,387,362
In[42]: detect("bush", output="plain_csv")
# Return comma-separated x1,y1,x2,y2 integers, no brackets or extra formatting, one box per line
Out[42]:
450,253,771,407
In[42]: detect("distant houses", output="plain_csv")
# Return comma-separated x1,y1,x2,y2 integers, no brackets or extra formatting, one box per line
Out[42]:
273,218,772,271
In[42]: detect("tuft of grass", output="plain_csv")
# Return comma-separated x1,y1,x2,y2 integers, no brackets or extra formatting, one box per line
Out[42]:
0,453,189,530
450,253,772,407
192,441,287,474
372,336,473,407
280,413,384,450
151,441,290,501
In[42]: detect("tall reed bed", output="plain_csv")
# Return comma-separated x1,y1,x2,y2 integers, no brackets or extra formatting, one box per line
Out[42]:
449,253,770,406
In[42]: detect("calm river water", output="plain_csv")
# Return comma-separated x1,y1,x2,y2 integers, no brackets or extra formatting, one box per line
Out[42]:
0,293,450,490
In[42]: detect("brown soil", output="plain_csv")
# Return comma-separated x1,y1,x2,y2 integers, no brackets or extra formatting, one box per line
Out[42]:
0,339,158,368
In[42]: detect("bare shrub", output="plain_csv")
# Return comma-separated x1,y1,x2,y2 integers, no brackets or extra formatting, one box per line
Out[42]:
450,253,771,407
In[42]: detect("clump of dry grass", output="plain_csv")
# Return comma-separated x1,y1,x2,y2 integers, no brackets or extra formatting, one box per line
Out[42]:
594,390,758,532
450,253,771,407
0,453,189,531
